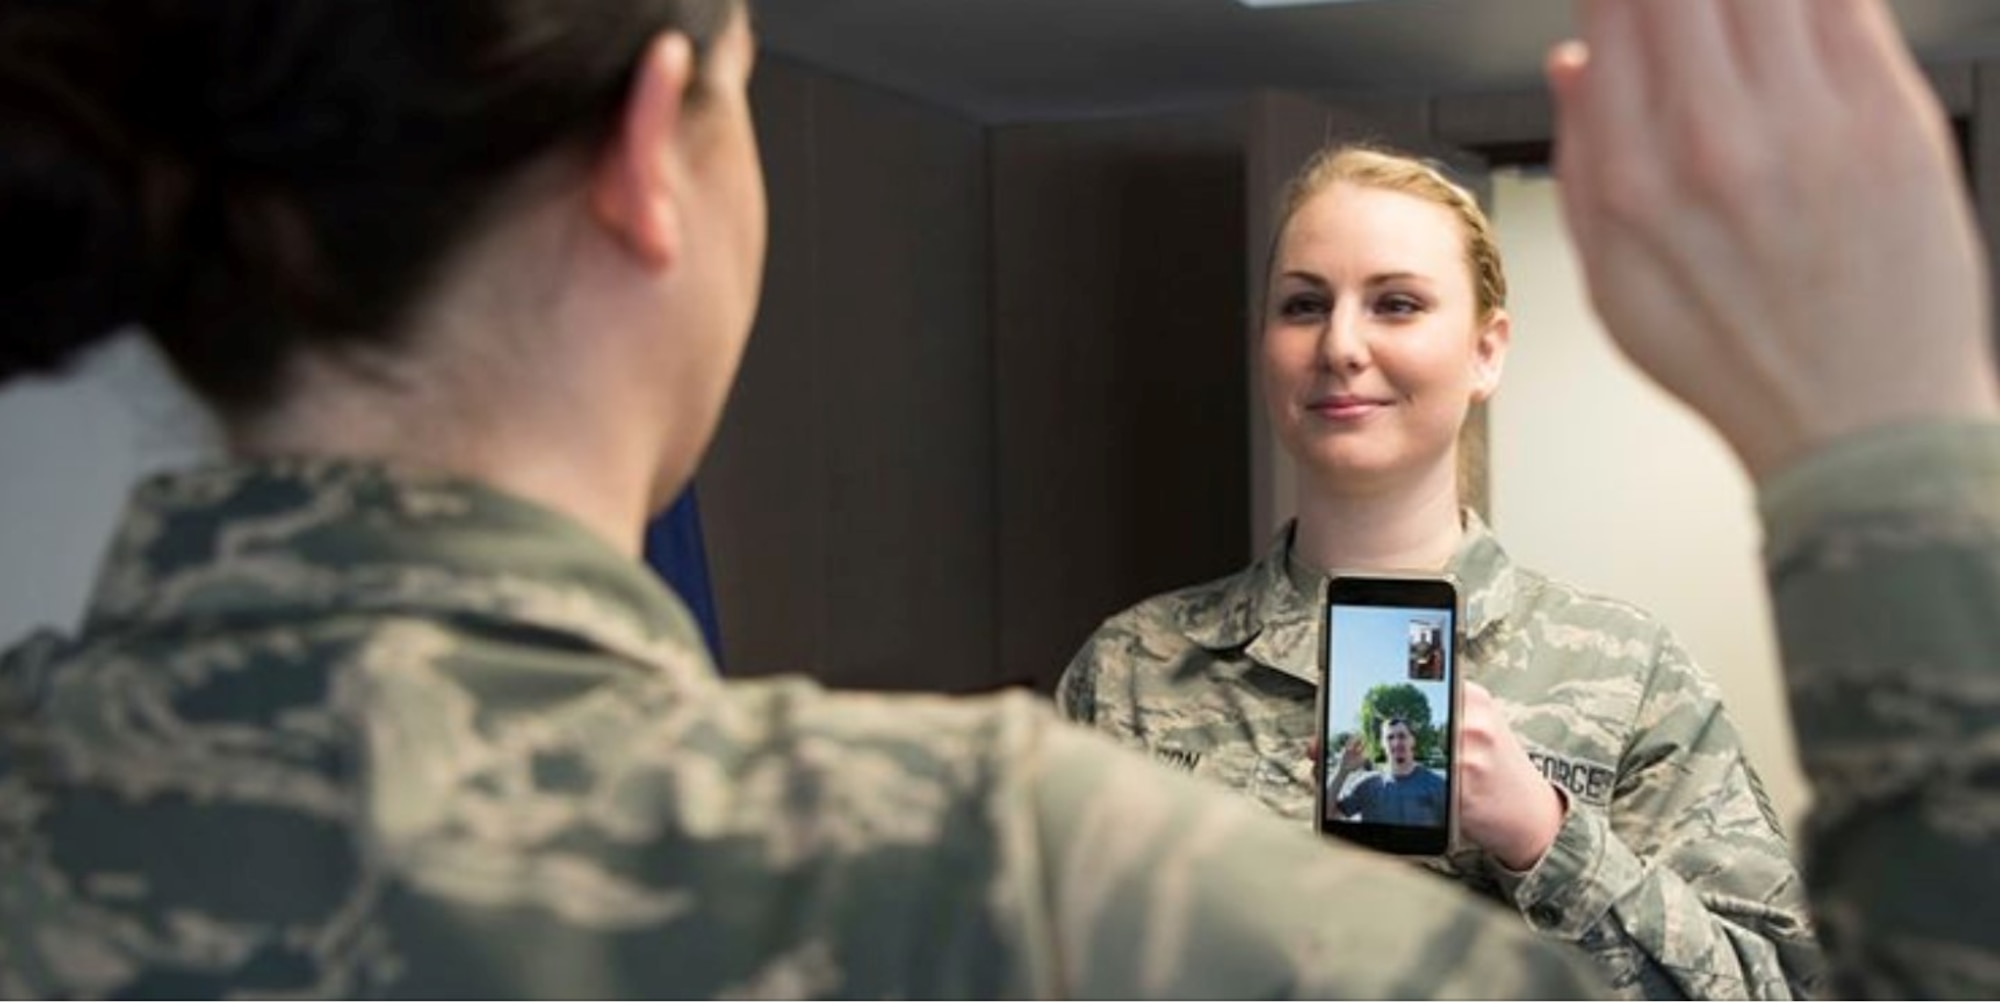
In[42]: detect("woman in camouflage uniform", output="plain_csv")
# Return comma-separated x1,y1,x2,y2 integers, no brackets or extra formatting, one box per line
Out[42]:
1059,145,1824,999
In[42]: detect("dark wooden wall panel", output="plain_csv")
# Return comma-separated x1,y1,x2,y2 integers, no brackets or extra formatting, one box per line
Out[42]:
702,57,828,677
702,57,994,693
991,111,1251,693
813,70,995,694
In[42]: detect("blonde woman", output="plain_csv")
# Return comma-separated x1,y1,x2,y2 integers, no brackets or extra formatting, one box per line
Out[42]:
1059,145,1823,999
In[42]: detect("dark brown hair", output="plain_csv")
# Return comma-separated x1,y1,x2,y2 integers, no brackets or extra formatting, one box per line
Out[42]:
0,0,740,416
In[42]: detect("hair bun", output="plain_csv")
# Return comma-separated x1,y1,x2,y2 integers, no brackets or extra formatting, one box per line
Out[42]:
0,6,144,384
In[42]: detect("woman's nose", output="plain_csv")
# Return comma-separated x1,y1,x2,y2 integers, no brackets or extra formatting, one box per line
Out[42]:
1317,307,1368,373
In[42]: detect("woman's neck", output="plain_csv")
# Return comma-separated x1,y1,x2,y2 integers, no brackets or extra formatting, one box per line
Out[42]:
227,203,697,561
231,345,668,560
1291,461,1466,575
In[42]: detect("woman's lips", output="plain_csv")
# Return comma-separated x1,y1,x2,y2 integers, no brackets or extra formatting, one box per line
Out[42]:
1308,395,1390,421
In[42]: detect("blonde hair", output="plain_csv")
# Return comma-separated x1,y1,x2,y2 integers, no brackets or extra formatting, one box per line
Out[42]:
1271,145,1507,321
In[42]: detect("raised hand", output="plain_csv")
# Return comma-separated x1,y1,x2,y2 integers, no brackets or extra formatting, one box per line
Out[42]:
1547,0,1998,480
1340,732,1368,772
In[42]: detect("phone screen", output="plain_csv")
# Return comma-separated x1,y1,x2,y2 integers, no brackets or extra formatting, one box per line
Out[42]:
1317,576,1459,856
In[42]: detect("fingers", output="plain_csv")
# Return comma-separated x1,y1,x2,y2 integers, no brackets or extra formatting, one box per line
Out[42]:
1567,0,1647,173
1545,40,1596,252
1813,0,1953,151
1552,2,1673,292
1815,0,1926,100
1629,0,1742,114
1720,0,1824,97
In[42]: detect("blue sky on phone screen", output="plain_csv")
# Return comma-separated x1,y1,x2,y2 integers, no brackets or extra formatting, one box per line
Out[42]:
1326,604,1454,741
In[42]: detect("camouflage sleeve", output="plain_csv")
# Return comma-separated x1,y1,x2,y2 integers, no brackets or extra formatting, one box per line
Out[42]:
1054,616,1147,733
1007,712,1608,998
1759,422,2000,999
1496,634,1824,999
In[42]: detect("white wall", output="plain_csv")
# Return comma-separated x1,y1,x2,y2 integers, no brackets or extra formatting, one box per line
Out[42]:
1489,170,1809,835
0,330,221,643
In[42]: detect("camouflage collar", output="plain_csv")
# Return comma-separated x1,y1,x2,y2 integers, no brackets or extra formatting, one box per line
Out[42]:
76,459,716,681
1182,511,1519,684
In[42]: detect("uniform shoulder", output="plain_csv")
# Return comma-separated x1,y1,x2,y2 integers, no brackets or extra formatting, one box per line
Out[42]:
0,629,69,715
1059,569,1249,706
1502,564,1723,713
1507,563,1676,646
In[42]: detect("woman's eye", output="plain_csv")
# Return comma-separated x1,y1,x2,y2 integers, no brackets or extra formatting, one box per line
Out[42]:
1377,294,1425,317
1279,295,1329,322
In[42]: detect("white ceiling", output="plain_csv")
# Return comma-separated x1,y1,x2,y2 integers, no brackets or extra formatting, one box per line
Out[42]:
751,0,2000,122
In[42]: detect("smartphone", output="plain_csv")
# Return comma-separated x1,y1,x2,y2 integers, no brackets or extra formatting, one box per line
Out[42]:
1315,574,1462,856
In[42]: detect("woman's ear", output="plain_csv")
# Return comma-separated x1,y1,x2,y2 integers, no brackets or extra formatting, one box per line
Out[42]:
590,31,696,269
1470,308,1512,403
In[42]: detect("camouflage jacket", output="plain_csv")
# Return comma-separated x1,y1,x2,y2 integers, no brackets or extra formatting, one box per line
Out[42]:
0,460,1603,998
1058,513,1825,999
1759,422,2000,999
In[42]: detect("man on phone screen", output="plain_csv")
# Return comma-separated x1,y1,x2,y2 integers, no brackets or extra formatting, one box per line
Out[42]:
1325,718,1446,827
